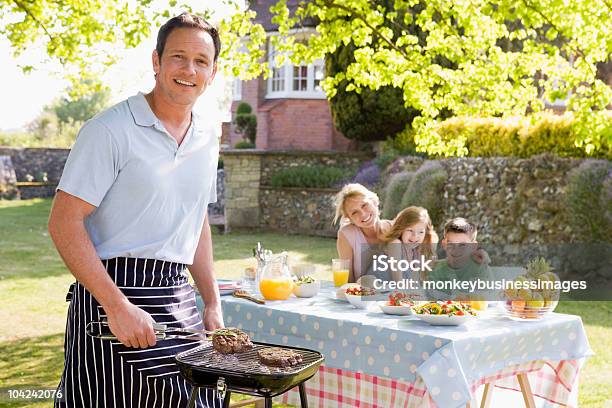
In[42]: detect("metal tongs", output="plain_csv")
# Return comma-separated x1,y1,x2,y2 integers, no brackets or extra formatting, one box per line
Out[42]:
86,320,213,341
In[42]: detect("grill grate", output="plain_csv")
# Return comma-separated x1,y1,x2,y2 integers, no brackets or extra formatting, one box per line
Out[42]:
177,342,322,376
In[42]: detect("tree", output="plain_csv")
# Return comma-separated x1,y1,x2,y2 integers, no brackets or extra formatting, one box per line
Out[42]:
326,1,422,142
3,0,610,156
51,86,111,125
234,102,257,144
223,0,612,157
327,39,417,143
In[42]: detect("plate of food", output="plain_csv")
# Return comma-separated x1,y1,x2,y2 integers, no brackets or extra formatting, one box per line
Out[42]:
345,285,378,309
414,301,477,325
378,292,417,315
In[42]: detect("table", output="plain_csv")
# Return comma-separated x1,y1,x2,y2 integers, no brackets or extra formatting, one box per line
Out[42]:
205,283,592,407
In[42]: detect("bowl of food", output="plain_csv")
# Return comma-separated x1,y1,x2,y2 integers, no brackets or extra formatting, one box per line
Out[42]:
345,285,377,309
292,275,320,298
336,283,359,301
414,301,477,326
378,292,417,316
502,258,559,321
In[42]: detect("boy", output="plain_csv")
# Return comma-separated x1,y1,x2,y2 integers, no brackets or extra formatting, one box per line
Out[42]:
426,218,491,300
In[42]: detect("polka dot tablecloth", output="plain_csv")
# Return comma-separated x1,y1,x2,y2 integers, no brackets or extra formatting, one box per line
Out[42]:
201,283,592,408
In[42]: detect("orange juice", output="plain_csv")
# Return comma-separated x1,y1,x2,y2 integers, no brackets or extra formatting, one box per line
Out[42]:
259,278,294,300
333,269,350,287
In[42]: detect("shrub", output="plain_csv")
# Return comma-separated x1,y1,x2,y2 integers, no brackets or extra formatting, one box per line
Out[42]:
234,140,256,149
352,161,381,188
565,159,612,242
234,102,257,144
236,102,252,115
382,171,414,219
400,161,448,227
270,165,349,189
394,114,611,159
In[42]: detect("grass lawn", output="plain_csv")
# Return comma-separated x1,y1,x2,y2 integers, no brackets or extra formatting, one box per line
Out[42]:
0,199,610,407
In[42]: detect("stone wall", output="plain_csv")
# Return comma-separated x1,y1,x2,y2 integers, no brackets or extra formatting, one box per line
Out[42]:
223,149,374,233
0,147,69,182
260,187,337,237
440,154,581,245
223,151,262,229
0,155,20,199
224,150,609,246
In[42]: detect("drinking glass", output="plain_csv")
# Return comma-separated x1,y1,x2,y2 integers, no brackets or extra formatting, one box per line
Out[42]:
332,259,350,287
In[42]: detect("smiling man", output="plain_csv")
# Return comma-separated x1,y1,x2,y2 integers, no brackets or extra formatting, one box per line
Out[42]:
48,13,223,407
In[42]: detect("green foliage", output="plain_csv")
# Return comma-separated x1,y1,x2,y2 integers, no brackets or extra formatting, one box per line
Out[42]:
223,0,611,157
382,171,415,219
382,162,448,222
565,160,612,242
236,102,252,115
2,0,610,155
234,140,256,149
399,162,448,227
0,0,152,94
51,85,111,124
394,114,612,158
234,102,257,144
375,134,426,171
270,165,348,189
327,37,419,142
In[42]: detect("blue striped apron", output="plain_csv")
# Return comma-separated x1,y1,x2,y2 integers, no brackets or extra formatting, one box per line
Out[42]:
54,257,223,408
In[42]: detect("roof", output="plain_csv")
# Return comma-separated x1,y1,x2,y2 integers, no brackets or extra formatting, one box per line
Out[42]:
248,0,318,32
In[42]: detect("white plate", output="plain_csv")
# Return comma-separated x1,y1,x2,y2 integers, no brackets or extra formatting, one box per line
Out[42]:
346,294,377,309
415,314,474,326
378,302,414,316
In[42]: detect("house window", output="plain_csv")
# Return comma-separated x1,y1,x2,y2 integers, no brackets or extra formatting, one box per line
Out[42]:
266,34,326,99
271,66,285,92
232,77,242,101
313,62,324,92
293,65,308,91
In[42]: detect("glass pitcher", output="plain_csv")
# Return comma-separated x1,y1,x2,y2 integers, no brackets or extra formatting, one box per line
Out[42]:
259,252,293,300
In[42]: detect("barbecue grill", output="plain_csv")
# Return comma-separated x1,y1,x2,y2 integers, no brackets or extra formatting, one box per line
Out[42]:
175,341,324,408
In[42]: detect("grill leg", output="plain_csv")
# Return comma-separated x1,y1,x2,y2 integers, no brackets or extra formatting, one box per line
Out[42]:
188,387,199,408
265,397,273,408
223,391,231,408
298,383,308,408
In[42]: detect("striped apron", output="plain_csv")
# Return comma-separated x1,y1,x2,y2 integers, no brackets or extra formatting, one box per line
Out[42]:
54,257,223,408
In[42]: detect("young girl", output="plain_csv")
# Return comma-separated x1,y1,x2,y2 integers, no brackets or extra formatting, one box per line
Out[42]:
384,206,439,283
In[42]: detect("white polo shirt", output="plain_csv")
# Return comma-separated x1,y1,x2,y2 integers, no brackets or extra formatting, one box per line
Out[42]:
57,92,219,264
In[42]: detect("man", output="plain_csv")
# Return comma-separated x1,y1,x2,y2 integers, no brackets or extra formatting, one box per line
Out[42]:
49,13,223,407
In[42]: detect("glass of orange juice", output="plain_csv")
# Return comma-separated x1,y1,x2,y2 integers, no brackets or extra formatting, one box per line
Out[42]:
332,259,350,287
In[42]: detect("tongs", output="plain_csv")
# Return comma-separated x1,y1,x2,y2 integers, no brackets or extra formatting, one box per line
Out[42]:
86,320,213,341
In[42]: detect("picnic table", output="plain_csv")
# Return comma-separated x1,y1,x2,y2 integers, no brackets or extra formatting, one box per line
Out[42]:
202,282,592,408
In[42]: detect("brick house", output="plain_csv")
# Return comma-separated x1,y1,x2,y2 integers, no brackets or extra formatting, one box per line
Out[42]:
228,0,352,151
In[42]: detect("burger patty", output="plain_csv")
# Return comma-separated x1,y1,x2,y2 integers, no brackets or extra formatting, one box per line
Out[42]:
211,328,253,354
257,347,303,367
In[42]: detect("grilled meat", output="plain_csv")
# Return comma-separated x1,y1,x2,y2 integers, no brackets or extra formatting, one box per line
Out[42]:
211,328,253,354
258,347,303,367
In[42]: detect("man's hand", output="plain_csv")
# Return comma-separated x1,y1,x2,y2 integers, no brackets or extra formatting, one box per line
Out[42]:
203,303,224,331
106,300,157,348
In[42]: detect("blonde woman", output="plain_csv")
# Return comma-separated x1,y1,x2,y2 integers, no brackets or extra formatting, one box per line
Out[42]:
334,183,393,282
